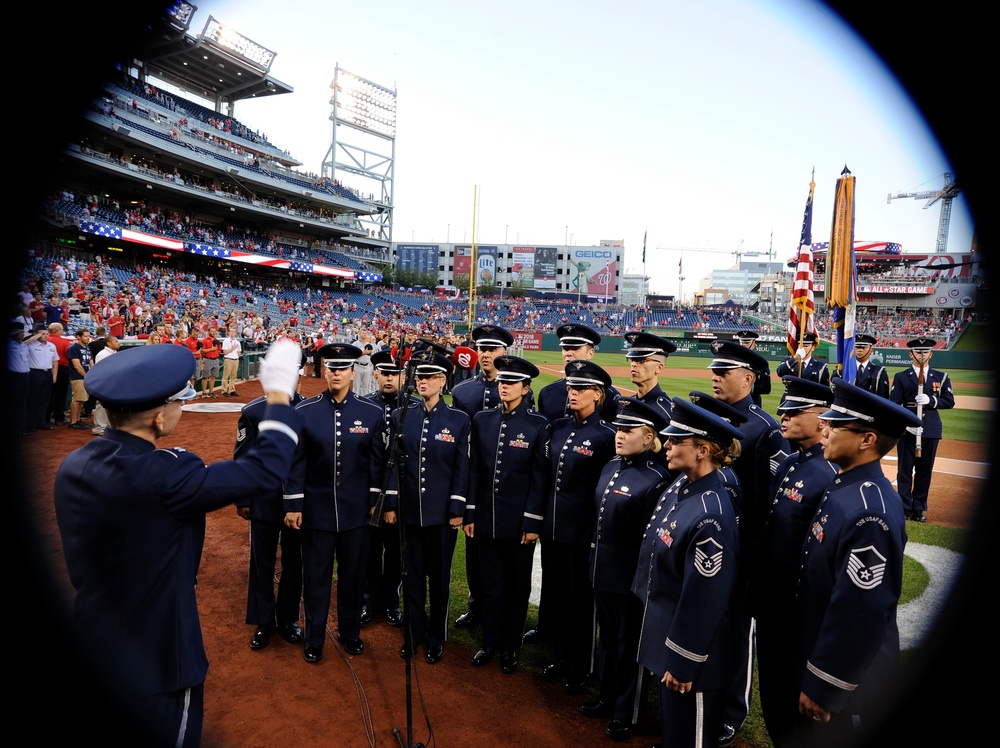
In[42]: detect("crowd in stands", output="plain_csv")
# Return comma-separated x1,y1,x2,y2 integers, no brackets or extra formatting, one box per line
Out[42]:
16,247,974,359
48,188,387,274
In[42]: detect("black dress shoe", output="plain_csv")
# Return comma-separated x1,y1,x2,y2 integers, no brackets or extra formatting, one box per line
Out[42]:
39,424,54,430
499,651,519,674
400,641,418,659
278,622,302,643
384,608,403,627
605,720,631,741
455,610,479,628
338,635,365,655
542,660,566,679
522,627,548,643
912,511,927,523
360,608,374,627
564,676,589,694
425,644,444,664
580,700,612,719
250,624,275,650
303,646,323,664
471,647,494,666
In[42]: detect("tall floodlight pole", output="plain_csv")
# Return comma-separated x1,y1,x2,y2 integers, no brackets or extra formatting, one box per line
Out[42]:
323,64,397,244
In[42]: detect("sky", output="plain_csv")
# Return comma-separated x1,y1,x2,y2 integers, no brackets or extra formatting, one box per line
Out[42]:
172,0,972,301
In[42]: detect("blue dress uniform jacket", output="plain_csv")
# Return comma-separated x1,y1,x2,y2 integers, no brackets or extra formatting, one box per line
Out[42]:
54,404,299,699
540,412,616,680
754,443,838,746
854,362,890,398
284,390,387,530
387,399,471,650
464,400,551,538
728,394,790,562
590,453,671,723
635,471,741,688
591,455,672,593
757,443,838,613
387,400,471,524
889,365,954,440
794,461,906,726
538,378,621,423
777,356,830,386
452,375,535,419
544,414,617,543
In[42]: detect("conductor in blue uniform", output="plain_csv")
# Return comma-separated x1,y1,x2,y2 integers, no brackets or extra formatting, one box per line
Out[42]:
464,355,551,674
634,398,744,748
889,337,954,522
283,343,388,664
789,379,920,747
54,340,302,748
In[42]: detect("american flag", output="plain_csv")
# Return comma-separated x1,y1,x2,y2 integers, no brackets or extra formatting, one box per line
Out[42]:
787,178,816,355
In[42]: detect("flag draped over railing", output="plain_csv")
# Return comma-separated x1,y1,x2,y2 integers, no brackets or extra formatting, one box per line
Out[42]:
786,174,817,355
827,166,857,382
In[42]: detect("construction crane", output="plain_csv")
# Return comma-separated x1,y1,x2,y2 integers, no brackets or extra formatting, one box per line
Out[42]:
887,172,961,253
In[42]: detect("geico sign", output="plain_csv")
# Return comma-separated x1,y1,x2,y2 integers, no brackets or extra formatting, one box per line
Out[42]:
574,251,614,259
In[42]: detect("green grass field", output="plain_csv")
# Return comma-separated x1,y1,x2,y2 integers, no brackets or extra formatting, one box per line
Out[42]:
440,350,987,748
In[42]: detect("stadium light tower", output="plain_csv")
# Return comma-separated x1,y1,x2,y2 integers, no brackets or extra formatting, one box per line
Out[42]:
323,64,397,243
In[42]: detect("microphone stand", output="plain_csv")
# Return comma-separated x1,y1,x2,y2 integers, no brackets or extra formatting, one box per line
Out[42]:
369,349,424,748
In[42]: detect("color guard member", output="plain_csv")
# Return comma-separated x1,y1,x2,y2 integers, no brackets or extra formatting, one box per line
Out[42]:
889,337,954,522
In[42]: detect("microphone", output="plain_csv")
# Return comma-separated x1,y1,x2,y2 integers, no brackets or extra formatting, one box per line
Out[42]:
452,345,478,371
417,338,478,371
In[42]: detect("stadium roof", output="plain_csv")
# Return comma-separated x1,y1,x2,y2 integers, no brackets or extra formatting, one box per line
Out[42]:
134,6,293,112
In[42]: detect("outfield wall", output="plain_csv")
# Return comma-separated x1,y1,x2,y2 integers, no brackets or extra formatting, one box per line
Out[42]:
512,331,990,370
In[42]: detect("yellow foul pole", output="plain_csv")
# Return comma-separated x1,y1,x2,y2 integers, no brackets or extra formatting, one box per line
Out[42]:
467,185,478,330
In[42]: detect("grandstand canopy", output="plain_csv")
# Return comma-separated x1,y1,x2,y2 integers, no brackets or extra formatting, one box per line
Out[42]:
134,9,293,112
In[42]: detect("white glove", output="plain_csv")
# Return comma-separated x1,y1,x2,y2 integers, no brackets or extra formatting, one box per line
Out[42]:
914,393,930,406
795,348,806,360
258,339,301,398
906,426,924,437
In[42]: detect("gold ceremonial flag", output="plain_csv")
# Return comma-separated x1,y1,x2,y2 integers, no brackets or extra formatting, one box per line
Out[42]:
827,167,855,308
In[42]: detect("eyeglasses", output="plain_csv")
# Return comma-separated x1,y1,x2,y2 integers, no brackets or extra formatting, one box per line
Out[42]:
825,423,871,435
664,436,696,447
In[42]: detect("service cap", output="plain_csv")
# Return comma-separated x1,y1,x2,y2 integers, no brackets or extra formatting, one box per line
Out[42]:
777,376,835,413
319,343,362,369
556,323,601,349
471,325,514,349
661,397,743,445
493,355,539,382
624,331,676,359
819,378,920,438
611,398,669,433
84,344,197,412
688,390,749,426
564,360,612,389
